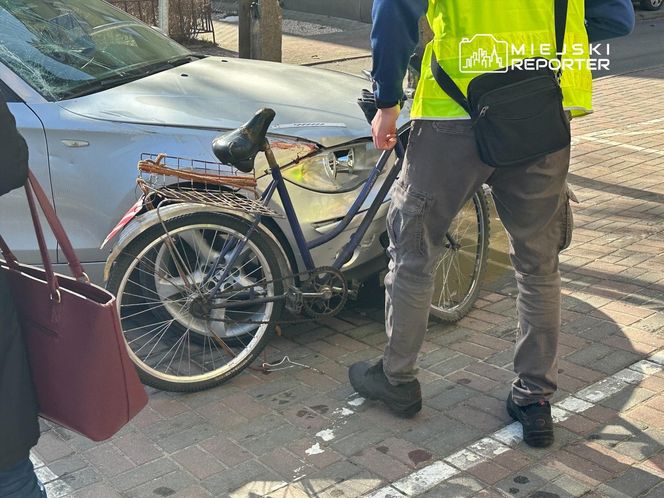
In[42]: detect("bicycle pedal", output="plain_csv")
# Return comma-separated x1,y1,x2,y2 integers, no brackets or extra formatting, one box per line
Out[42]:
285,286,303,314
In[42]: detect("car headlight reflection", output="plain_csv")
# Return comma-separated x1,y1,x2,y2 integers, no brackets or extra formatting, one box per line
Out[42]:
328,148,354,178
282,142,393,193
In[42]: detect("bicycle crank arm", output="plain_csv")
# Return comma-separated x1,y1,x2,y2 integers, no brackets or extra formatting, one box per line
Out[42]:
300,290,338,299
302,283,347,297
210,294,288,309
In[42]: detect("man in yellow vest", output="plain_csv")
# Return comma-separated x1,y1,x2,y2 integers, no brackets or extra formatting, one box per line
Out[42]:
349,0,634,447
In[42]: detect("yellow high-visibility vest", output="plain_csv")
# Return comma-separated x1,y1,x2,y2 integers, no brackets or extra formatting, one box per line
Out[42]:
412,0,593,119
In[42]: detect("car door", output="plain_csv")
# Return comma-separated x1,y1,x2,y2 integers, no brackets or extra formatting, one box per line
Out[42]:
0,82,55,265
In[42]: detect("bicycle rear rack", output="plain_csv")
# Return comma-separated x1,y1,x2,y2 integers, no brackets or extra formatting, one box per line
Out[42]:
137,153,284,218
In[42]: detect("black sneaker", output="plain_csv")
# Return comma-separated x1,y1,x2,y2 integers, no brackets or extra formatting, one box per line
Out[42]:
506,392,554,448
349,360,422,418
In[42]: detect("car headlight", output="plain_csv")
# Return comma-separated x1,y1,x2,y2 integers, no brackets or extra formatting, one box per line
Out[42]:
282,142,394,193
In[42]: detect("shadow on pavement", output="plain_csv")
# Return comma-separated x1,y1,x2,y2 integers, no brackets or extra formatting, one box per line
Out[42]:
232,289,663,496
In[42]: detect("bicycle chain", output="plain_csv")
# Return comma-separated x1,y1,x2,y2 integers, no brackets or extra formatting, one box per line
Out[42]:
202,266,349,326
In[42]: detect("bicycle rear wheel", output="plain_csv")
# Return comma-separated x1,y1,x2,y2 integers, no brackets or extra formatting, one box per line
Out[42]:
430,189,490,322
106,212,285,392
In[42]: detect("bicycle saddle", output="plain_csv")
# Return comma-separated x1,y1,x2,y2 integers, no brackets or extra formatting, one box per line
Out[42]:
212,108,276,173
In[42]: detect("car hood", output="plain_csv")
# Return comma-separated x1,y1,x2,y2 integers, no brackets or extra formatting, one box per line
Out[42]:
57,57,405,147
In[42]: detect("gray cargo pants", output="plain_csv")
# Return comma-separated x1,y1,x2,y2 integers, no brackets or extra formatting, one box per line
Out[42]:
383,120,573,406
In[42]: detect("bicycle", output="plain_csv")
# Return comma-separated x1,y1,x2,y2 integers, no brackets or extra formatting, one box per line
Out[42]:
105,105,490,392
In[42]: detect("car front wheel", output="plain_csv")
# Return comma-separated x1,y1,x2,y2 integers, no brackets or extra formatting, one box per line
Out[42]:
641,0,663,11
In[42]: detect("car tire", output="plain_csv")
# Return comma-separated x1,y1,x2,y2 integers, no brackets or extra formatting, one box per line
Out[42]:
641,0,663,11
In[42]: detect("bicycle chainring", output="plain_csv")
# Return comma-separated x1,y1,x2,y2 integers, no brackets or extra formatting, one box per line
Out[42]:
302,266,348,318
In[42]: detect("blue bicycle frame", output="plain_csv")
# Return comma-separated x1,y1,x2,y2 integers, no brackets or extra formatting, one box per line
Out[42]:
206,133,407,297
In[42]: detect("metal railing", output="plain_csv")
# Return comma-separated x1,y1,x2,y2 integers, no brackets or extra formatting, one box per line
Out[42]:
109,0,216,41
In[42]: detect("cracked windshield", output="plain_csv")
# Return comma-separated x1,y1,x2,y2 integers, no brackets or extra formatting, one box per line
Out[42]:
0,0,190,100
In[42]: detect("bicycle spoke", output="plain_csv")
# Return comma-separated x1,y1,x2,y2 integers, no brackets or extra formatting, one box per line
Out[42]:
133,319,176,356
160,318,194,373
430,193,488,321
110,214,282,391
124,318,176,339
121,301,183,321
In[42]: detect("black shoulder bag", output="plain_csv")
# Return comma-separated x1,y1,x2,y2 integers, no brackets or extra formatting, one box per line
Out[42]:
431,0,571,168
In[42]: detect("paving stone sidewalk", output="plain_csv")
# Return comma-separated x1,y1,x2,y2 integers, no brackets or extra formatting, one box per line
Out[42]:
194,10,372,66
31,45,664,498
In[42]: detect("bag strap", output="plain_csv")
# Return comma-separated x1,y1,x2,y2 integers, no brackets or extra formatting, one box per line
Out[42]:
430,52,471,114
26,171,87,281
554,0,569,65
0,183,60,302
0,171,88,301
0,234,19,269
24,175,62,301
430,0,569,114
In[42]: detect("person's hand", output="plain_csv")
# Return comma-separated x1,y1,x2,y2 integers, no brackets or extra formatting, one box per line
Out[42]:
371,105,400,150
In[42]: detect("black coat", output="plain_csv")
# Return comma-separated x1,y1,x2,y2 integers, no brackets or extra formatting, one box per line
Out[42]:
0,99,40,470
0,100,29,196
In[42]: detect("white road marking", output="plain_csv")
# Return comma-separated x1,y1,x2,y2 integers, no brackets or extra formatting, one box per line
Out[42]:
364,349,663,497
364,486,404,498
390,461,459,497
649,350,664,365
556,396,594,413
348,396,366,407
333,407,355,417
305,442,324,455
638,117,664,126
315,428,336,442
445,449,483,471
577,128,664,138
576,376,631,403
31,453,74,498
573,135,664,157
492,423,522,446
614,368,648,385
630,359,663,376
468,438,511,459
551,406,573,423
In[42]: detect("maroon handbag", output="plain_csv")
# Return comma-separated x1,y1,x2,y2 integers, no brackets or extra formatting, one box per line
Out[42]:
0,171,148,441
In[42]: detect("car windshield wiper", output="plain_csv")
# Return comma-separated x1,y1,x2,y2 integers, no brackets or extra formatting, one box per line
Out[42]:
61,54,207,100
136,53,207,75
61,72,150,99
166,53,207,66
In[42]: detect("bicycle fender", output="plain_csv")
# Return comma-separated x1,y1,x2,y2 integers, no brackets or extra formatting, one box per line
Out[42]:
101,198,145,250
102,202,291,284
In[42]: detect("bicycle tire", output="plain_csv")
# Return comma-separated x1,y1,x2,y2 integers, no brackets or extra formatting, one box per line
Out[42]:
106,212,285,392
430,189,490,322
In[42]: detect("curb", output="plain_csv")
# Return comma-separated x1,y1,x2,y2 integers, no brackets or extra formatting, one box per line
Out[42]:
636,10,664,22
302,54,372,67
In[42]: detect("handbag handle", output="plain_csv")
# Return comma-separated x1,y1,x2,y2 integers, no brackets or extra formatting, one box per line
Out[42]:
0,235,20,269
26,171,87,281
0,171,88,302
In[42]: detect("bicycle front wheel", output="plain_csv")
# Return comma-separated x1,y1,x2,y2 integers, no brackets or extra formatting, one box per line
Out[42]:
430,189,490,322
106,212,285,392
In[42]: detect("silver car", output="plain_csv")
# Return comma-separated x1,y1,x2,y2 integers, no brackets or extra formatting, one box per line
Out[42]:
0,0,406,286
